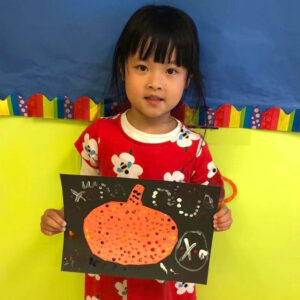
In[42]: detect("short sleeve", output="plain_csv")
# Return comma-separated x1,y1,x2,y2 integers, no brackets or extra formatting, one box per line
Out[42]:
74,120,100,170
191,139,225,200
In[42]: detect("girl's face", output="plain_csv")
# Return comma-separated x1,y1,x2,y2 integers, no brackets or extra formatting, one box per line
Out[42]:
124,49,189,122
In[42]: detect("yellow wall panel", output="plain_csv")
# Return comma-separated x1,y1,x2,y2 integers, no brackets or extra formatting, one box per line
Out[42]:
0,99,10,116
0,117,299,300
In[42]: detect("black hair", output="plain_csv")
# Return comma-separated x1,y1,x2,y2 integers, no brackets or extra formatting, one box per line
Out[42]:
110,4,207,118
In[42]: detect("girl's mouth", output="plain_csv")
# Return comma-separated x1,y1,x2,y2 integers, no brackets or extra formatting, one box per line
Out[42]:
144,96,163,101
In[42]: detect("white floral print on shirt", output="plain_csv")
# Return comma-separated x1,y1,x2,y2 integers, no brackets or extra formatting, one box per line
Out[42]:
81,133,99,167
171,126,200,148
164,171,185,182
87,273,100,280
175,282,195,295
111,152,143,178
207,161,218,178
115,280,127,299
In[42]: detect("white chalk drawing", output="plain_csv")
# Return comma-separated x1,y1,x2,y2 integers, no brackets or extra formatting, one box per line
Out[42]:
151,185,204,218
110,183,126,197
82,181,98,189
160,263,180,276
203,194,214,210
96,182,127,200
63,256,74,267
177,197,201,218
175,231,209,272
160,263,168,274
98,183,108,200
179,238,197,262
151,188,173,207
199,249,208,260
71,189,87,202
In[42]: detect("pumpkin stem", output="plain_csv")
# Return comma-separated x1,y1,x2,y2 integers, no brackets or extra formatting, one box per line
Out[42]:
127,184,144,206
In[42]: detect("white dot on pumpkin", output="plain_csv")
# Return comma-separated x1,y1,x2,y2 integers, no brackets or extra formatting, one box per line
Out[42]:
254,108,259,113
21,108,25,112
68,114,72,118
66,108,70,113
177,198,182,203
184,213,188,216
20,100,24,104
256,113,260,118
177,204,181,208
179,210,184,214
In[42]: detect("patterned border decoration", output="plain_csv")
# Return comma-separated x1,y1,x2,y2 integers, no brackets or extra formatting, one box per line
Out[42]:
0,94,299,132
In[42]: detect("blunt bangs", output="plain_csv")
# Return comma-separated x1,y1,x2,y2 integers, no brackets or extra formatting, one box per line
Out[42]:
121,5,199,74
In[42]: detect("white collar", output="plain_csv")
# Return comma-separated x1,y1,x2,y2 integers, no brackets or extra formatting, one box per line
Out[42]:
120,110,182,144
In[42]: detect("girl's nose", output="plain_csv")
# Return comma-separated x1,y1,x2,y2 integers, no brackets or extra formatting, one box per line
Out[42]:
147,83,162,90
146,71,163,90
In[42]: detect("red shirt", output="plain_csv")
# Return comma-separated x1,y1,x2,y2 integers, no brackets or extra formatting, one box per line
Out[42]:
75,111,223,300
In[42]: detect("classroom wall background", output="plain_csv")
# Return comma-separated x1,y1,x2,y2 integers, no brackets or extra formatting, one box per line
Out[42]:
0,117,299,300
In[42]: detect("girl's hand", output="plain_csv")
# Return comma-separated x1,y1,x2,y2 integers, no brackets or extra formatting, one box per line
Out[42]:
213,204,232,231
40,208,66,236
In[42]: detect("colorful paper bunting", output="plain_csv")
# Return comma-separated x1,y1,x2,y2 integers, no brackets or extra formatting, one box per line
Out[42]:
0,94,299,132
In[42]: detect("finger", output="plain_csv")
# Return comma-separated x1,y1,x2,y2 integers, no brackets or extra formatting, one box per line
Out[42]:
42,214,65,231
217,220,232,228
46,210,66,227
215,212,232,224
214,220,232,231
214,206,229,219
42,222,65,234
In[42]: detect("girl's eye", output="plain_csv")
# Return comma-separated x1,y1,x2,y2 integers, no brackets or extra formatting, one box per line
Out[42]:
136,65,148,72
166,68,178,75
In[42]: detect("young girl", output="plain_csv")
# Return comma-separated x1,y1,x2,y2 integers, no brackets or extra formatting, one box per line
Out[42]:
41,5,232,300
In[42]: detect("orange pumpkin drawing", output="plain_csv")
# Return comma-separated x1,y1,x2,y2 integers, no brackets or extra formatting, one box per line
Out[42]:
83,184,178,265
